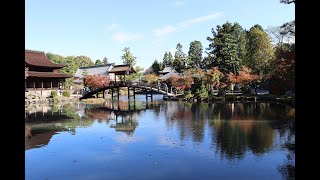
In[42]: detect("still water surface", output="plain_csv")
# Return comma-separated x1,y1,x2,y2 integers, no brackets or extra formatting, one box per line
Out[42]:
25,95,295,180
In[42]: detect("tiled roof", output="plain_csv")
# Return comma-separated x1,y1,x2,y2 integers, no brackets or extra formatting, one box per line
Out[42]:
27,71,73,78
158,71,181,80
159,66,176,74
109,65,136,73
25,49,65,68
74,64,114,78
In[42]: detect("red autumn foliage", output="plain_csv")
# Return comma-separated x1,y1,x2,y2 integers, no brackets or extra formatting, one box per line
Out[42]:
84,75,110,89
269,48,295,95
228,66,261,85
86,108,112,121
168,75,193,91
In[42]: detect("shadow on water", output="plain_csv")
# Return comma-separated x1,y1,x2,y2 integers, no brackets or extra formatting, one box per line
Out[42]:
25,96,295,180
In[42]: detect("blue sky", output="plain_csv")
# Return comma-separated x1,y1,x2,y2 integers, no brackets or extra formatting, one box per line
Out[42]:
26,0,294,70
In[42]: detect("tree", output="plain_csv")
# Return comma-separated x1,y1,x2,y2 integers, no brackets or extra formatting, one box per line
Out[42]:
173,43,187,73
204,67,224,93
280,0,295,4
95,59,102,65
151,60,162,75
46,53,79,89
121,47,136,66
142,74,158,85
75,55,94,67
168,52,174,65
207,22,245,75
126,66,143,82
232,23,248,66
46,53,65,64
84,75,110,89
227,66,261,94
269,43,295,95
162,52,169,66
102,57,109,64
188,40,203,68
267,21,295,44
246,24,275,79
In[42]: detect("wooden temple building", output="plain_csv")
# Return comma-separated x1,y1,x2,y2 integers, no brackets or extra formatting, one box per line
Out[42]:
108,64,136,84
25,49,72,97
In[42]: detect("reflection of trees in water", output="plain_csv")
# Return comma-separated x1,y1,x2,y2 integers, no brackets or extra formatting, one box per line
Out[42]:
25,103,95,149
110,113,139,136
85,108,114,123
276,120,295,180
162,101,294,160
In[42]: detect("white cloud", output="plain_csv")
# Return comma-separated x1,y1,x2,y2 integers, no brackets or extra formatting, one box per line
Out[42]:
153,25,177,37
173,1,185,6
107,23,118,31
178,12,223,28
152,12,223,38
111,32,143,43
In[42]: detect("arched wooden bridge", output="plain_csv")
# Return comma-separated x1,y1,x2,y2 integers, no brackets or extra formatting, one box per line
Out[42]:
80,84,182,100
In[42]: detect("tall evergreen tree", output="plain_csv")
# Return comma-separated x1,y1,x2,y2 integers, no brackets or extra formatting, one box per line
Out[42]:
162,52,169,66
173,43,186,72
188,40,203,68
168,52,174,65
151,60,162,75
207,22,244,75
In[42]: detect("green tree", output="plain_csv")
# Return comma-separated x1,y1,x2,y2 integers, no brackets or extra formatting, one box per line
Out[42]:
95,59,102,65
162,52,169,66
46,53,65,64
142,74,158,85
173,43,186,73
280,0,295,4
168,52,174,65
75,55,94,67
246,24,275,79
127,66,143,82
188,40,203,68
151,60,162,75
232,23,248,66
207,22,244,75
121,47,136,66
102,57,109,64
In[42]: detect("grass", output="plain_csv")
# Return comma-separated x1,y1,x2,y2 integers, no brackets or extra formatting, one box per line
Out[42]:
80,98,106,104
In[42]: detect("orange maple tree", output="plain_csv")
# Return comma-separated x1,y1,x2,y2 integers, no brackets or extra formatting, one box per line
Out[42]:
84,75,110,89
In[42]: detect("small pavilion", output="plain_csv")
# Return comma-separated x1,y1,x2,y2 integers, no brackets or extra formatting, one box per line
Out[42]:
108,64,136,84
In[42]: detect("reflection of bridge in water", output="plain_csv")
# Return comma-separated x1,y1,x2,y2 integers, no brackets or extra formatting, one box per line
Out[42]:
92,99,157,135
80,83,182,100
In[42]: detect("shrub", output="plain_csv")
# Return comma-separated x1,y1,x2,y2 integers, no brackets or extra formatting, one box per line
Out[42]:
62,90,71,97
51,90,58,97
184,91,193,100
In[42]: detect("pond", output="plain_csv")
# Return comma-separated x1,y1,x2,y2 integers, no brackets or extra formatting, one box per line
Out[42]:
25,95,295,180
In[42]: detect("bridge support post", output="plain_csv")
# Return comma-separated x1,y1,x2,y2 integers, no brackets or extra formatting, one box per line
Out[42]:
151,89,153,101
111,88,114,100
102,90,105,99
133,87,136,99
117,87,120,100
128,86,130,99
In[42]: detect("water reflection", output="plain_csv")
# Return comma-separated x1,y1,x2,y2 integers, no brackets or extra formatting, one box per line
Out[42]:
25,97,295,180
